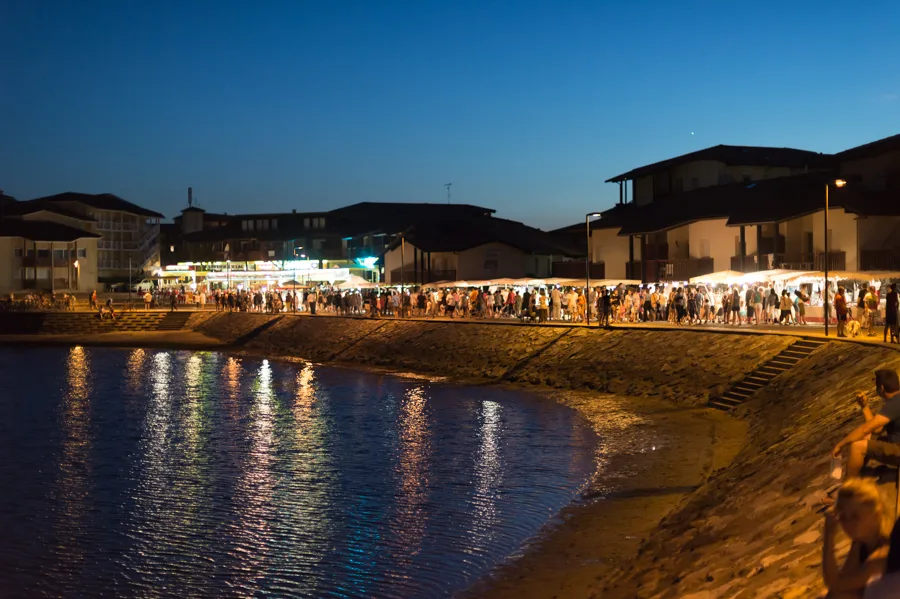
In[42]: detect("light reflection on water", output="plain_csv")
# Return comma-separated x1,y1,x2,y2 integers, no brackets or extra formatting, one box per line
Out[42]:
0,347,596,598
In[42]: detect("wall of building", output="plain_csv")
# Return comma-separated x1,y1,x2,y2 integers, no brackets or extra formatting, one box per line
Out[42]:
840,149,900,189
590,227,636,280
812,208,858,269
687,218,733,271
634,176,653,205
384,244,459,284
782,213,814,256
858,217,900,251
666,225,690,259
0,237,98,294
457,242,552,280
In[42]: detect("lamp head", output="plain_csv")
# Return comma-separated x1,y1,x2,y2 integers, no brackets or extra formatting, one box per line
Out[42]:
587,212,602,218
835,179,847,188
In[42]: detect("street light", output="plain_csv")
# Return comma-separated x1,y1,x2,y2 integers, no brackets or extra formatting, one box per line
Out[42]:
824,179,847,337
293,246,304,311
585,212,602,327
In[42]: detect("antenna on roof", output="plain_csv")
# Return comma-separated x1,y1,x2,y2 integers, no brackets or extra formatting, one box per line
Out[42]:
188,187,193,208
445,182,452,204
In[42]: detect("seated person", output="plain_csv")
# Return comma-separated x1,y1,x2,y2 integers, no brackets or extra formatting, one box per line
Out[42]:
865,516,900,597
833,369,900,479
823,479,891,597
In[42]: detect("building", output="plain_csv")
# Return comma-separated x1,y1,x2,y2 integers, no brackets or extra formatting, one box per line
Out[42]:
12,192,163,283
0,218,99,294
561,136,900,282
166,194,499,281
382,217,577,284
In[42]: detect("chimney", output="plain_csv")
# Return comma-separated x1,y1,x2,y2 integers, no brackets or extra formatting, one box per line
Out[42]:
292,209,297,213
188,187,193,207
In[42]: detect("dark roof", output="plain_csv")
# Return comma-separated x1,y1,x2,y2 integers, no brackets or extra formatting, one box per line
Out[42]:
834,133,900,162
388,217,579,256
605,145,827,183
0,218,100,242
28,192,164,218
1,201,95,221
0,193,17,205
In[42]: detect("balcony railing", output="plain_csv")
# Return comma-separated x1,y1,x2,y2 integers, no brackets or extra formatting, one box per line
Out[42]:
861,249,900,271
552,261,605,279
624,259,713,282
731,255,773,272
774,252,845,271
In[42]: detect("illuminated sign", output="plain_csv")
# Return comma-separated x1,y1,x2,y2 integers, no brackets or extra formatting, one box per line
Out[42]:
354,257,378,269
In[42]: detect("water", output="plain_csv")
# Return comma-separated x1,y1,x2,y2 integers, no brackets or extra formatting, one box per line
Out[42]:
0,346,596,598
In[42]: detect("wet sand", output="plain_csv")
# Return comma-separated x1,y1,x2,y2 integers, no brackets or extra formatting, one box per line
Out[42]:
463,391,746,599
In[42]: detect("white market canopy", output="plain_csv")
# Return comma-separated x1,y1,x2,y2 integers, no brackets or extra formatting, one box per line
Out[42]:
688,270,746,284
335,274,378,289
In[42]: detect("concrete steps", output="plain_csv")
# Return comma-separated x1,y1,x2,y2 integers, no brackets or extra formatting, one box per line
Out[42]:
709,338,827,411
156,311,193,331
36,312,169,335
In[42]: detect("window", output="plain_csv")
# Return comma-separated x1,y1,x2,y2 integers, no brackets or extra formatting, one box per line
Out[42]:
304,218,311,229
313,239,324,251
312,218,320,229
14,248,23,258
78,248,87,258
37,249,49,258
242,220,249,231
318,218,326,228
53,249,67,260
271,219,277,229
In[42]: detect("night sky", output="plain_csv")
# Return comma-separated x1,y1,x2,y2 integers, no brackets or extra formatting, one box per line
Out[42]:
2,1,898,229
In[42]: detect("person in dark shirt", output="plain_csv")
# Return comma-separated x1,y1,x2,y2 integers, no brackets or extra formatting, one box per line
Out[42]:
884,283,899,344
833,369,900,478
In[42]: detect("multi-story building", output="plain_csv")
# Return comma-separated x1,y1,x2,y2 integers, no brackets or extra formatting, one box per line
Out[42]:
0,217,100,294
16,192,163,283
165,198,500,281
554,135,900,282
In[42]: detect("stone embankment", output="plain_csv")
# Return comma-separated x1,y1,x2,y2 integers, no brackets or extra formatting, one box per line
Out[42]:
190,313,900,598
190,312,793,407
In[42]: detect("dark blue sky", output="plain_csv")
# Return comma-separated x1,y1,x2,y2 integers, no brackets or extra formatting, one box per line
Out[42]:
2,1,898,229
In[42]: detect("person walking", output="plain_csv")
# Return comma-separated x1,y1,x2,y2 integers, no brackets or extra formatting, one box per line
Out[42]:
885,283,899,344
835,286,849,337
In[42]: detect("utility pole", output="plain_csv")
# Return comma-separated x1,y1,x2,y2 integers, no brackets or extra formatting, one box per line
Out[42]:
445,182,452,204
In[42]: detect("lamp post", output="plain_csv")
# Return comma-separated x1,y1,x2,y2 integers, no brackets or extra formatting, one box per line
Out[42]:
226,259,231,290
293,246,304,311
585,212,602,326
824,179,847,337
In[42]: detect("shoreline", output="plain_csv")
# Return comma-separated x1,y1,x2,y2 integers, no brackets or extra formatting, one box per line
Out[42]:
0,324,750,598
6,314,897,595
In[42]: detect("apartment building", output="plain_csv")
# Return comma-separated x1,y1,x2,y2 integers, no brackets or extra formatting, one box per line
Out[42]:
16,192,163,282
564,135,900,282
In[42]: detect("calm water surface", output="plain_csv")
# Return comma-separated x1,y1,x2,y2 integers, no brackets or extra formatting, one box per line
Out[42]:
0,346,596,598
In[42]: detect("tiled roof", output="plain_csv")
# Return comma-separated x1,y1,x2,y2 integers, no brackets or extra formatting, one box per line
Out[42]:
28,192,164,218
0,218,100,242
605,145,827,183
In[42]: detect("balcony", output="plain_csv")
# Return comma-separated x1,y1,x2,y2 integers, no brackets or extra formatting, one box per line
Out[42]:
773,252,845,271
731,255,773,272
552,261,605,279
629,258,715,282
861,249,900,271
